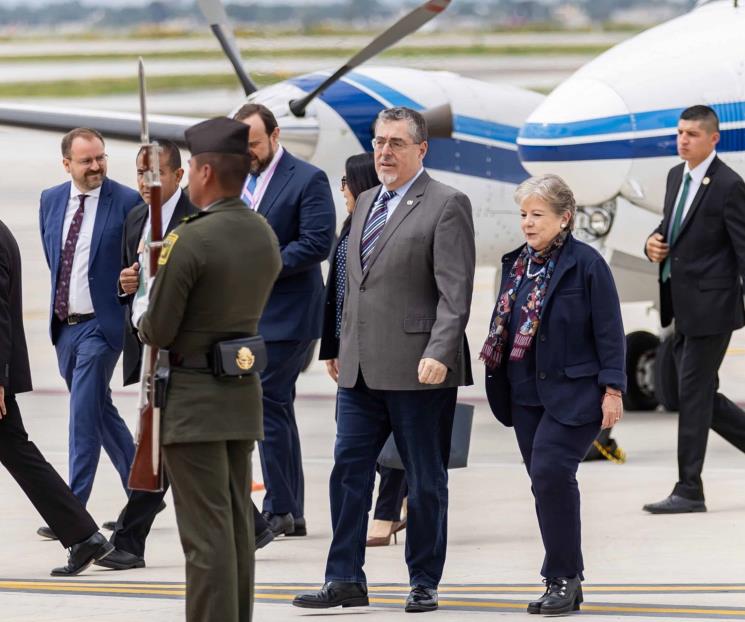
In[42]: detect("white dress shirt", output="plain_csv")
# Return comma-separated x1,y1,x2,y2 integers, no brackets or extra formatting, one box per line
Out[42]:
669,149,717,237
243,144,284,211
381,167,425,222
62,183,100,315
138,187,182,252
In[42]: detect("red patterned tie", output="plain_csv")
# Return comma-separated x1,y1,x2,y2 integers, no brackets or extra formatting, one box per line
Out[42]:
54,194,87,321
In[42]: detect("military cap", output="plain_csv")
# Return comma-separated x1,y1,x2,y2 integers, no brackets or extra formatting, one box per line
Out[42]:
185,117,249,156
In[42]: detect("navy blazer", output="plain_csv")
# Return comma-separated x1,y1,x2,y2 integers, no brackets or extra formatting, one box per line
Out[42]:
39,177,141,351
256,150,336,342
319,217,352,360
485,235,627,427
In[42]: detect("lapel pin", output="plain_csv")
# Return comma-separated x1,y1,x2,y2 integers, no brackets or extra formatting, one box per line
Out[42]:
702,176,710,185
407,200,414,205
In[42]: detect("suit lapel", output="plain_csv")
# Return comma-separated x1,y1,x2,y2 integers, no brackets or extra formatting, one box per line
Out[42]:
258,151,293,220
167,190,193,233
674,156,719,243
89,177,113,266
49,183,70,277
543,235,577,307
127,204,148,264
361,172,431,281
661,164,684,237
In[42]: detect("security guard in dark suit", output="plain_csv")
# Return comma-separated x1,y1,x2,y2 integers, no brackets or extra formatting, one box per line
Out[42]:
138,117,281,622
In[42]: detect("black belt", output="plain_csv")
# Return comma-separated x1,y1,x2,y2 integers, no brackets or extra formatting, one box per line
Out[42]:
170,352,211,370
64,313,96,326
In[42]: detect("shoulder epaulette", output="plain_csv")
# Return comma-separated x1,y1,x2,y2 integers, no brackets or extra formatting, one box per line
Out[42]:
180,210,214,224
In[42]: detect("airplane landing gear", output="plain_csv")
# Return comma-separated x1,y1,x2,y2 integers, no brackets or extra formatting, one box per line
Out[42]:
624,331,660,411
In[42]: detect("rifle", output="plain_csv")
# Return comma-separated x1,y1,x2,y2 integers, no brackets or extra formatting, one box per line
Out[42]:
128,58,165,492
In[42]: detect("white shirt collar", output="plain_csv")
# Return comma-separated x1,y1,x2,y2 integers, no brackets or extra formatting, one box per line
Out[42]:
684,150,716,183
383,167,424,198
159,186,182,216
70,182,102,200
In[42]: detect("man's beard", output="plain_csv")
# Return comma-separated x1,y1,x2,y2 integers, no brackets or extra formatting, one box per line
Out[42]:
76,171,104,192
378,171,398,187
250,144,275,175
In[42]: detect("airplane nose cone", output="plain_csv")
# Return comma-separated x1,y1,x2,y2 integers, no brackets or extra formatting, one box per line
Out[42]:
517,77,633,205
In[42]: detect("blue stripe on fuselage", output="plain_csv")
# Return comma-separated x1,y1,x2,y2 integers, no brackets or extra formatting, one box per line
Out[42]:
289,73,529,184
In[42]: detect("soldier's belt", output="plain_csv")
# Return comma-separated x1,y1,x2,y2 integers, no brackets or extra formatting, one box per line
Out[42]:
170,336,267,377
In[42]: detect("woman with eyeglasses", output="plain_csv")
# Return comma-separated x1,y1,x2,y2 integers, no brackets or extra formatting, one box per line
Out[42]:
319,152,408,548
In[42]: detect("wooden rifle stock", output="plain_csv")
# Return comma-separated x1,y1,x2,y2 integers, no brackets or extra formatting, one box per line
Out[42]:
128,144,165,492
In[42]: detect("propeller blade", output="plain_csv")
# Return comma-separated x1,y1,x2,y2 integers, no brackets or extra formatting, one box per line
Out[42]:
196,0,258,95
289,0,451,117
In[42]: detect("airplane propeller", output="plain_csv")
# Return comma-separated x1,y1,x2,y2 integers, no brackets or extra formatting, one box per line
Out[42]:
288,0,451,117
196,0,258,95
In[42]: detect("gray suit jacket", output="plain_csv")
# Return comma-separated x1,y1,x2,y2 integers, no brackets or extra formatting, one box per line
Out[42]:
338,171,475,391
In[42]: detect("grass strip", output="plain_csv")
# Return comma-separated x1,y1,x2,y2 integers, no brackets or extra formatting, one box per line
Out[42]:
0,72,291,98
0,44,611,64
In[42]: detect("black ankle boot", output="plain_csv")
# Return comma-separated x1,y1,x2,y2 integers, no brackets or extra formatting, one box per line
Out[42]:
527,579,550,614
538,576,582,615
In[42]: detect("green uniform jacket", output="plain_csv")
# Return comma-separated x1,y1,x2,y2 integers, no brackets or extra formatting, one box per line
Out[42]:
139,196,281,445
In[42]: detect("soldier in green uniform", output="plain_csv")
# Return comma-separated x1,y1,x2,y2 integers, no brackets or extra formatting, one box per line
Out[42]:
138,117,281,622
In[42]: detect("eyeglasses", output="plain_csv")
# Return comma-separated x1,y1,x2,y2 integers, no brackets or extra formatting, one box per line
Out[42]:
67,154,108,167
371,137,421,152
341,175,347,190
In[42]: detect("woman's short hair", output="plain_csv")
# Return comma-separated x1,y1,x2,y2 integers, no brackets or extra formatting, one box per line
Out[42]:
344,152,378,200
514,174,577,231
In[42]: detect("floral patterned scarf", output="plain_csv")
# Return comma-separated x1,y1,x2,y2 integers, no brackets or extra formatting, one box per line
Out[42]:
480,233,568,370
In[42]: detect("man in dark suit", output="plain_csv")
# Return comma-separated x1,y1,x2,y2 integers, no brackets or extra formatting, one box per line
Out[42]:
0,219,113,576
644,105,745,514
234,103,335,537
94,140,195,570
294,107,475,613
38,128,141,538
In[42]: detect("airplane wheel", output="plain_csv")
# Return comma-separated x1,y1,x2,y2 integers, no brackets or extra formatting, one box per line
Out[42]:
654,337,679,412
624,331,659,411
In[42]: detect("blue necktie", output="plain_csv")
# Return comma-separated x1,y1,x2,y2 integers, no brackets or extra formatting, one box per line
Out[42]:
360,190,396,271
241,174,258,207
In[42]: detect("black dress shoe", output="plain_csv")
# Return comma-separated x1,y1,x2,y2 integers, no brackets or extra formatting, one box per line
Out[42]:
50,532,114,576
293,581,368,608
405,586,438,612
539,577,583,615
255,528,275,550
101,520,118,531
643,494,707,514
261,511,295,536
284,516,307,536
37,525,58,540
94,548,146,570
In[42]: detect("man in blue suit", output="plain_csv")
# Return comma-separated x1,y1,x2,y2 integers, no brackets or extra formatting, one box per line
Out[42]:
38,128,140,538
235,104,335,537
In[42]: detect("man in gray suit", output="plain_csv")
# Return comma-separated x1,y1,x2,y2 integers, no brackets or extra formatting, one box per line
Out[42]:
294,107,475,613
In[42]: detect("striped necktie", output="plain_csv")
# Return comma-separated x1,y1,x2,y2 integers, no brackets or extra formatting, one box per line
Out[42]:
360,190,396,271
241,174,258,209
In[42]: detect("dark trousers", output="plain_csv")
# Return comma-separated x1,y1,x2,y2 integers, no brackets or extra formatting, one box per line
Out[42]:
55,320,135,504
163,439,256,622
325,374,456,588
512,403,599,579
0,395,98,548
113,479,268,558
258,339,312,517
374,466,407,521
672,330,745,500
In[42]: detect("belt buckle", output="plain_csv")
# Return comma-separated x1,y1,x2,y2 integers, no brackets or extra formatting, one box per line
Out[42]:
67,314,79,325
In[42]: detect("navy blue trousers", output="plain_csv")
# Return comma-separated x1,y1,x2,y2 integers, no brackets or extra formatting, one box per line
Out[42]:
55,320,134,505
325,374,456,588
258,339,312,517
511,403,599,579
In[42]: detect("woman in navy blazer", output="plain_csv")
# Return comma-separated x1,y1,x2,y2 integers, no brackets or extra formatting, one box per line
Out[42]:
482,174,626,615
319,153,409,548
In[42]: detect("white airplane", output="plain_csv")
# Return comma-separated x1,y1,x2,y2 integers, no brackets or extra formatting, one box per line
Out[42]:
1,0,742,410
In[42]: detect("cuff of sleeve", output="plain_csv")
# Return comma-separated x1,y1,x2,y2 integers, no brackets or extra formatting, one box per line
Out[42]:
598,370,627,393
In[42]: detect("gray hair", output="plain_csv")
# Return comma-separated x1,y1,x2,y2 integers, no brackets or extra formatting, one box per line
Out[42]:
374,107,428,144
514,174,576,231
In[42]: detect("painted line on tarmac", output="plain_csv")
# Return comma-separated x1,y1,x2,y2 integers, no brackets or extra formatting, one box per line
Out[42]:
3,580,745,617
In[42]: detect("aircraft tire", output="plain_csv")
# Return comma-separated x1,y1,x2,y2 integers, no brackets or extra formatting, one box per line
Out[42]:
653,336,679,412
624,331,660,411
